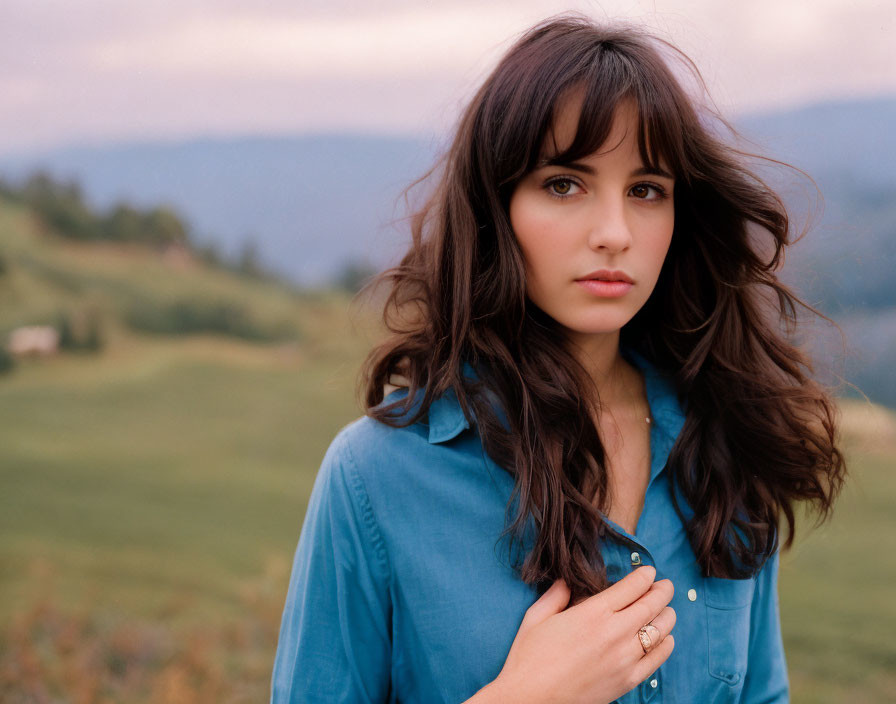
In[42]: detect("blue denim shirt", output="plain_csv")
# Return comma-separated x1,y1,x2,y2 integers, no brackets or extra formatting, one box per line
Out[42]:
271,347,789,703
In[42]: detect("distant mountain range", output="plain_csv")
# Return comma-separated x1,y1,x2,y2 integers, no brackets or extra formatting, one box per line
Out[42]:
0,95,893,287
1,95,894,403
0,134,436,286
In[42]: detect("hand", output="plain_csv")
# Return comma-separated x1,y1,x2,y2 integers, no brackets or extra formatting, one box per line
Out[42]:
490,566,675,704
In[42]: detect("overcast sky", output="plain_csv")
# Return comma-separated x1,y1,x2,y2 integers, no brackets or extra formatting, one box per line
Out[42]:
2,0,893,154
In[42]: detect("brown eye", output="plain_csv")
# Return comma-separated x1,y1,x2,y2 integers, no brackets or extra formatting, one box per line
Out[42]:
542,177,582,200
549,179,574,196
630,183,667,201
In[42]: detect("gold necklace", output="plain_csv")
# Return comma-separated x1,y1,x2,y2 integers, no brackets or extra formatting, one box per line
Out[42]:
595,356,652,427
621,360,652,425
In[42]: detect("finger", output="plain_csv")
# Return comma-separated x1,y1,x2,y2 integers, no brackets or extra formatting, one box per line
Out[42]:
627,606,676,661
647,605,676,640
619,578,674,629
631,634,675,685
595,565,656,612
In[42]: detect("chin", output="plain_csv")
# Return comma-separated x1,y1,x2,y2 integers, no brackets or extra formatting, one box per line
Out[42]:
557,315,634,337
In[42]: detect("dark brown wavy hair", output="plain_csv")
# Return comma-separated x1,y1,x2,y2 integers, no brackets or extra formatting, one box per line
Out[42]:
356,13,846,603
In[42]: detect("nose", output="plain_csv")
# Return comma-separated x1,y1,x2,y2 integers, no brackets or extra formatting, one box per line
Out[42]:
586,194,633,253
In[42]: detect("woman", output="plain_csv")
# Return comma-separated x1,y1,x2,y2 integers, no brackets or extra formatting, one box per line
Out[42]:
271,14,845,704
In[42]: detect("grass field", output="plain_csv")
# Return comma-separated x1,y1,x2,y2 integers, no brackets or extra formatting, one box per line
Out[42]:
0,319,893,702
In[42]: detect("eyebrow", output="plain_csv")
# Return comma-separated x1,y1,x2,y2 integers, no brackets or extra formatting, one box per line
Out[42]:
536,159,675,180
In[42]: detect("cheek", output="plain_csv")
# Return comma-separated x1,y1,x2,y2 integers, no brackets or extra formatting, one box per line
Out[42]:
641,216,674,272
510,195,574,273
653,230,674,266
509,194,544,246
515,232,566,291
510,196,544,268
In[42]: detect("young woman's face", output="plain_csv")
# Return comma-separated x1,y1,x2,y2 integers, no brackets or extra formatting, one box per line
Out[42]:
509,94,675,345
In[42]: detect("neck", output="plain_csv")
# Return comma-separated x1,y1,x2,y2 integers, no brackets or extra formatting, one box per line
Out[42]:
564,329,631,405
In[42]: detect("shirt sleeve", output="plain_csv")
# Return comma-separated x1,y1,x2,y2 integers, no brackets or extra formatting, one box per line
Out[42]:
270,428,393,704
740,548,790,703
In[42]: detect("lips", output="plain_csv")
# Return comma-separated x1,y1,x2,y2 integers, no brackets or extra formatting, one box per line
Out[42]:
576,269,634,284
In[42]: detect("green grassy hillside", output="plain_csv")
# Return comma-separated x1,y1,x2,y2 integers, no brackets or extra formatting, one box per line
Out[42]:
0,194,893,703
0,191,319,350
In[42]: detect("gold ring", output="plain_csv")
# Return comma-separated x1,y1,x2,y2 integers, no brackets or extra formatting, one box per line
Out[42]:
637,624,661,654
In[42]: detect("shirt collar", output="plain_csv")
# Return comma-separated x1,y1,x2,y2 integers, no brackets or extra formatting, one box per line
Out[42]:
379,362,477,444
427,383,473,443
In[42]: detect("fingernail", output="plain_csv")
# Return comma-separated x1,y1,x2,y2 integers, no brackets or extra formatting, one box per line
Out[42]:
643,565,656,579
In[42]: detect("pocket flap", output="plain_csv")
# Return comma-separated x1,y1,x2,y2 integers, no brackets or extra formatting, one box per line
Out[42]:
704,576,754,609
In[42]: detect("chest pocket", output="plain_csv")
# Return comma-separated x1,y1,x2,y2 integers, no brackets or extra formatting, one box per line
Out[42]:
704,576,755,688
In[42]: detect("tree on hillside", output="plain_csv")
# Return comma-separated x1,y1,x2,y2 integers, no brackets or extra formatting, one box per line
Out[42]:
55,308,105,353
13,171,194,251
195,240,223,267
335,259,379,293
56,311,76,349
0,346,13,374
0,176,15,201
237,238,265,278
143,207,189,247
103,204,143,242
23,172,95,240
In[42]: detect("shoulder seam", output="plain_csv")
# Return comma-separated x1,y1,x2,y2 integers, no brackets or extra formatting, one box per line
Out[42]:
340,433,393,586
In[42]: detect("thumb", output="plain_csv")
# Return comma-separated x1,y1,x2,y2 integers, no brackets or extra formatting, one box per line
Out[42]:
504,579,570,663
522,579,571,629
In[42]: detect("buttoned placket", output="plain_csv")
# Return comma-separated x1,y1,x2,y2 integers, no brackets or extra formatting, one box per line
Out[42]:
600,370,672,704
600,374,672,704
601,521,662,704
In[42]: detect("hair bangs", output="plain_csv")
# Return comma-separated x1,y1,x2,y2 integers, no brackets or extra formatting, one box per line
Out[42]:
629,53,692,182
533,48,682,182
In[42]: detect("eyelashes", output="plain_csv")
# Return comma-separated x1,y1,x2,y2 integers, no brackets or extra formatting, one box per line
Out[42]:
542,176,670,203
544,177,580,199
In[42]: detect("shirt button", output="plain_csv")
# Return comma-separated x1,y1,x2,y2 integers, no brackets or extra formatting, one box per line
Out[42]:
687,588,697,601
630,551,641,566
650,678,658,688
